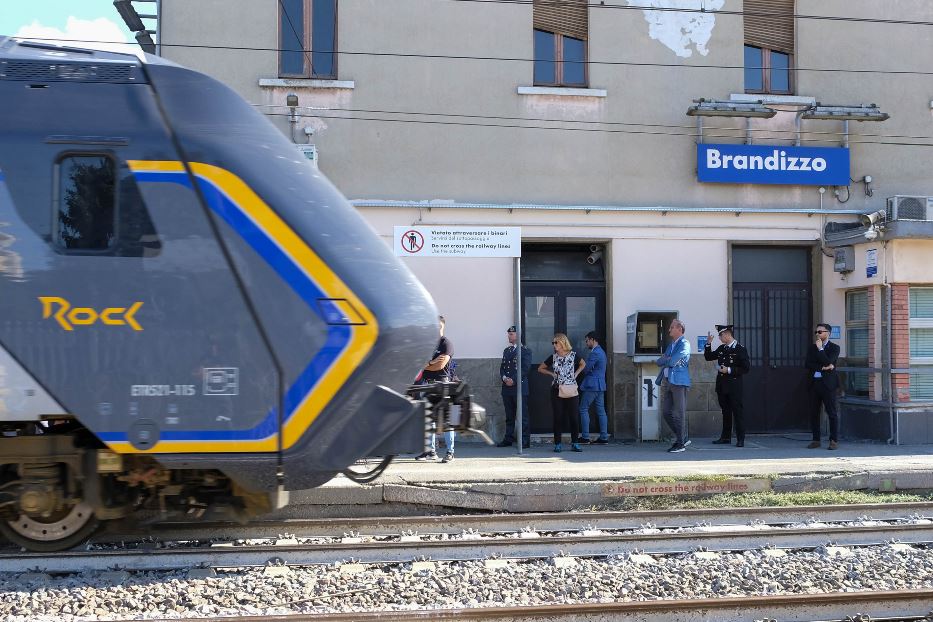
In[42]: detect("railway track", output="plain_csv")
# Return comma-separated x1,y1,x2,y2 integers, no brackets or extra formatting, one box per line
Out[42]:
1,503,932,573
136,590,933,622
94,500,933,542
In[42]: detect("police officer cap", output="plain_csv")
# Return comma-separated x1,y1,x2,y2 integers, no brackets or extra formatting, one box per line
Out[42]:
507,325,517,332
716,324,735,335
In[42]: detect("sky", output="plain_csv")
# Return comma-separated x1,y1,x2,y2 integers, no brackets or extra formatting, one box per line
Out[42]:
0,0,140,53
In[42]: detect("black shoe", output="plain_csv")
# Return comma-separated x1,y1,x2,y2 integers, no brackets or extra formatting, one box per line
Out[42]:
496,440,513,448
578,438,592,444
667,443,686,453
736,440,745,447
442,452,454,463
415,450,437,461
712,438,731,444
592,438,609,445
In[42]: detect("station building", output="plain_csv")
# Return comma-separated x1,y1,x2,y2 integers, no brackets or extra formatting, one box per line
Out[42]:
149,0,933,443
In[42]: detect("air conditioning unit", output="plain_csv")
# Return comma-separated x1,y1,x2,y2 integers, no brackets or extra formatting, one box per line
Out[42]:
886,195,933,221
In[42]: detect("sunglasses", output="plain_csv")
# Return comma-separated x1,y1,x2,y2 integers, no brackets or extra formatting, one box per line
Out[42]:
815,330,828,334
552,340,559,344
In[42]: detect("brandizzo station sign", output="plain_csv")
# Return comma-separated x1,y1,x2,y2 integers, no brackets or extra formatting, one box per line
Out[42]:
697,144,850,186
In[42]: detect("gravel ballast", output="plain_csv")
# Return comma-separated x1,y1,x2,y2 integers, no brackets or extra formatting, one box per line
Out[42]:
1,544,932,621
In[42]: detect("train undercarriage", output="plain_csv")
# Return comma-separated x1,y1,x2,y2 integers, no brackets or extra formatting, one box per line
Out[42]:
0,419,271,551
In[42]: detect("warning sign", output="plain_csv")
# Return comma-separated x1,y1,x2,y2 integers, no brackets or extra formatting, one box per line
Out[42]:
400,229,425,254
393,226,521,257
602,478,771,497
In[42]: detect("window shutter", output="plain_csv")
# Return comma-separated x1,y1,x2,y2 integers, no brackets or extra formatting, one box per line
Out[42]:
911,328,933,358
533,0,588,41
744,0,794,54
846,290,869,322
910,370,933,400
910,287,933,319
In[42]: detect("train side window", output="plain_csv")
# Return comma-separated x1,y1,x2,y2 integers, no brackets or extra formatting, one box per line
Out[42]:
55,155,116,252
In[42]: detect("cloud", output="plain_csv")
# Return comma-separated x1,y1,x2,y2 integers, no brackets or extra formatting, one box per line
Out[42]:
14,16,135,56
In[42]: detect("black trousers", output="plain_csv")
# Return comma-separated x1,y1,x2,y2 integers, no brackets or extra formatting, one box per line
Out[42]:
716,379,744,441
810,380,839,442
550,388,580,444
502,392,530,444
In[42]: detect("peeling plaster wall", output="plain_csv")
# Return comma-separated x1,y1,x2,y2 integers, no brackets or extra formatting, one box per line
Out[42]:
630,0,726,58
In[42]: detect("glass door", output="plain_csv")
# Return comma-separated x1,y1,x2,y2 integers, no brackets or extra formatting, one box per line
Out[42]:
522,285,606,434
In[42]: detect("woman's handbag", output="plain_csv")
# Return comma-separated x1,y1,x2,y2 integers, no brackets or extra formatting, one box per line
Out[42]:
558,383,579,399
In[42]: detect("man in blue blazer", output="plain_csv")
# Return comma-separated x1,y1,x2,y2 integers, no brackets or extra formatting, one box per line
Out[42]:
655,319,692,453
579,331,609,444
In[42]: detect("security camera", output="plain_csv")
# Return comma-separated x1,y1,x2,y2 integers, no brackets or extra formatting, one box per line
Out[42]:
864,227,879,241
860,210,886,226
286,93,299,108
589,244,600,253
586,250,603,265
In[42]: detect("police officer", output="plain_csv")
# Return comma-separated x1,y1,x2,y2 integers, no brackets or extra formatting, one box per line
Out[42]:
704,324,750,447
497,326,531,448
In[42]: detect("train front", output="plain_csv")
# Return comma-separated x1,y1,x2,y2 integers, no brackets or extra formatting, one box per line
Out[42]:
140,58,471,490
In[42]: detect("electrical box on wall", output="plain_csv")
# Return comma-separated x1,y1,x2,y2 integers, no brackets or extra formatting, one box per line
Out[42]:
834,246,855,273
626,311,679,357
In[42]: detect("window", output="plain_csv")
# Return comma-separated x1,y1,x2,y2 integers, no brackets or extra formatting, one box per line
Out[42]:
909,287,933,400
279,0,337,79
533,0,587,87
743,0,794,94
845,289,869,396
56,155,116,252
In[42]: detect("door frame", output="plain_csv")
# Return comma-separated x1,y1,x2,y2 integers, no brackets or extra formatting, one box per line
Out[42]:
729,242,819,433
520,282,608,435
727,241,822,335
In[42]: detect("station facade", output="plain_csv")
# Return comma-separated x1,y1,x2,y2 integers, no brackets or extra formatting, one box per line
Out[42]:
156,0,933,442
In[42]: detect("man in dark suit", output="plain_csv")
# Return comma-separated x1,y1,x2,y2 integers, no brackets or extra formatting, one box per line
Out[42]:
704,324,750,447
497,326,531,448
805,322,840,450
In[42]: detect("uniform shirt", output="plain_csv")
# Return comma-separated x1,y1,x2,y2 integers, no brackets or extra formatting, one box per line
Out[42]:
500,344,531,395
719,340,738,373
422,336,453,382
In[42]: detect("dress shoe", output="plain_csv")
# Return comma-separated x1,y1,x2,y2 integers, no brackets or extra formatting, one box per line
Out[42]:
496,440,513,448
578,438,592,444
828,440,838,450
592,438,609,445
807,441,821,449
712,438,731,444
736,440,744,448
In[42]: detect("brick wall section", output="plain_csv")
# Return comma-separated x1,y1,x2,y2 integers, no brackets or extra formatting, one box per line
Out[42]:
892,284,912,402
867,286,878,400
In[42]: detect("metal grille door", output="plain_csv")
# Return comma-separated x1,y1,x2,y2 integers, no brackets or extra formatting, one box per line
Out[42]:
734,284,812,432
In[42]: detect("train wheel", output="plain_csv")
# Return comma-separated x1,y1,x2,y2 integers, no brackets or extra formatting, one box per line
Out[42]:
0,502,99,552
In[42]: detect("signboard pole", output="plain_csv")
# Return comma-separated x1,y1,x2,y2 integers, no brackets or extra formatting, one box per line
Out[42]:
514,257,523,455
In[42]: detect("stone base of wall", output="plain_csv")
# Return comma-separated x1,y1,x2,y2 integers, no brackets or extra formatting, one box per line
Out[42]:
612,353,718,441
839,400,893,442
893,408,933,444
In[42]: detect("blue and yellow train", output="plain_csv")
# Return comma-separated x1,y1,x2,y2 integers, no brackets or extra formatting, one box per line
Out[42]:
0,37,480,550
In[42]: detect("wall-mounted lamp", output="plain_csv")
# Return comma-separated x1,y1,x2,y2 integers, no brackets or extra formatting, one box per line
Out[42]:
286,93,299,143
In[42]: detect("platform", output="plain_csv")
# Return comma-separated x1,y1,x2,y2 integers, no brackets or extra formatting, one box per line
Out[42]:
277,435,933,517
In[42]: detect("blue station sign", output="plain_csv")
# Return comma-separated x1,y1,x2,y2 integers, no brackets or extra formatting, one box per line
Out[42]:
697,144,850,186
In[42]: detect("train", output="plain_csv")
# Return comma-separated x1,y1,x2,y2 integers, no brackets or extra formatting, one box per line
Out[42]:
0,36,483,551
